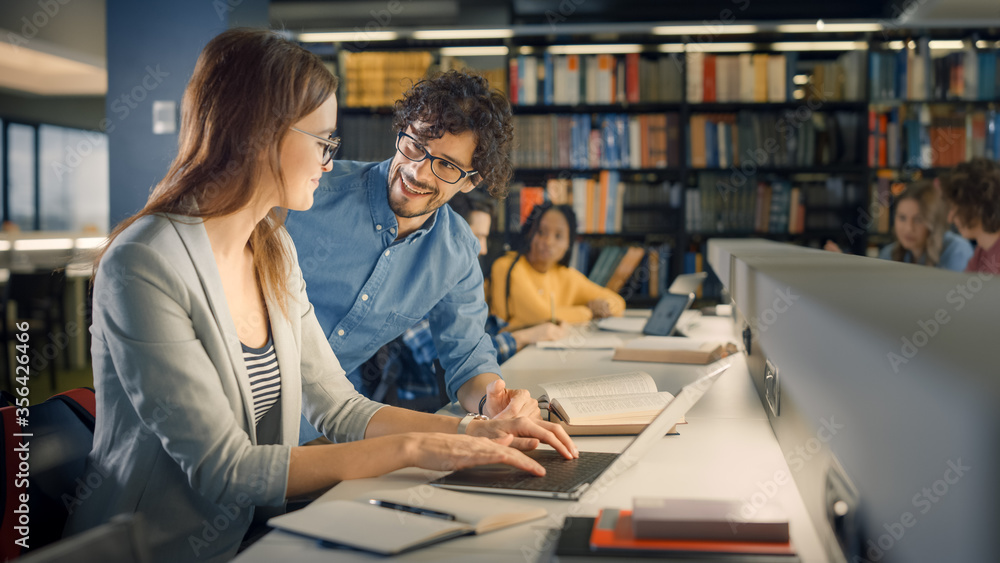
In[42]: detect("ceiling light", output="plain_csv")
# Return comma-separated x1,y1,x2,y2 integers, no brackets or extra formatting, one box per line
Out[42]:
776,22,882,33
412,29,514,40
439,46,509,57
0,39,105,95
653,25,758,36
298,31,398,42
657,44,685,53
0,241,10,251
793,74,809,85
548,44,643,55
887,41,905,50
14,238,74,251
928,40,965,50
685,42,756,53
771,41,868,51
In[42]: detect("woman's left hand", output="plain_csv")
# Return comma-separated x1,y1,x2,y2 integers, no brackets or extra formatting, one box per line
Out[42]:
466,416,579,459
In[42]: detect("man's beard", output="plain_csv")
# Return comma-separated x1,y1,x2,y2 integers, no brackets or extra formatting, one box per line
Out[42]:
387,165,443,219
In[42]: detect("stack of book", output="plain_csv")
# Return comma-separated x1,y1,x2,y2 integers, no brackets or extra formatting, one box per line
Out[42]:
339,51,433,107
870,43,1000,101
512,113,681,169
687,111,863,169
508,52,683,106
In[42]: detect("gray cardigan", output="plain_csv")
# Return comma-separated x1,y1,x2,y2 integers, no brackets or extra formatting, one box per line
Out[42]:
63,214,384,562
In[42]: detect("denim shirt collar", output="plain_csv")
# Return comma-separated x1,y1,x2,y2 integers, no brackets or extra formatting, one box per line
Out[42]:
367,157,438,243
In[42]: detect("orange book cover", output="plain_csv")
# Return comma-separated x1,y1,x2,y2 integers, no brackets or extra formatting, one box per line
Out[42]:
520,186,545,225
703,55,717,102
585,179,597,233
597,171,610,233
626,52,640,103
589,510,796,557
605,246,646,292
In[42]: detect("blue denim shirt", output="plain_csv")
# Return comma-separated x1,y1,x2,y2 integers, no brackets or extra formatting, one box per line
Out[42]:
285,159,501,404
877,230,974,272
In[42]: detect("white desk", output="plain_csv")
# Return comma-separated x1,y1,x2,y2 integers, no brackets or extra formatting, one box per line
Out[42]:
235,315,828,562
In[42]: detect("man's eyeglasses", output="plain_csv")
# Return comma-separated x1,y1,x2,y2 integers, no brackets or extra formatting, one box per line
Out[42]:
395,131,478,185
291,127,341,166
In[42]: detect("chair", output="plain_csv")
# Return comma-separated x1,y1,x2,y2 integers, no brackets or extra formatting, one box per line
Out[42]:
1,270,67,392
0,388,97,559
16,514,150,563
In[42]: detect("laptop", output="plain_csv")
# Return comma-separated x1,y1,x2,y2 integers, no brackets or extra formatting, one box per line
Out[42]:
430,363,730,500
667,272,708,296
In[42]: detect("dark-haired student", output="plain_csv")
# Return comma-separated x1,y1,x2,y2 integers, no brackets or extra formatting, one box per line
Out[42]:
824,180,973,271
941,157,1000,275
286,70,543,445
370,193,569,407
490,202,625,331
65,30,576,563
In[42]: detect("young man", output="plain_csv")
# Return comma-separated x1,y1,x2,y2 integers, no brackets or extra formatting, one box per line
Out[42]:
286,71,535,441
942,158,1000,274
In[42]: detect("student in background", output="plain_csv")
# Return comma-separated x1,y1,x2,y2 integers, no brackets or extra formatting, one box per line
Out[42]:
824,180,973,271
941,157,1000,275
66,30,576,563
366,193,569,410
491,202,625,330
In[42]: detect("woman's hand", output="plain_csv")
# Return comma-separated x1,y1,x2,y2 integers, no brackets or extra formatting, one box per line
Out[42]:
466,416,579,459
823,240,843,253
403,433,550,475
588,298,613,318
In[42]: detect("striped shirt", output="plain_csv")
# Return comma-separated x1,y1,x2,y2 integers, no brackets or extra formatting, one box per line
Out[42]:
242,337,280,425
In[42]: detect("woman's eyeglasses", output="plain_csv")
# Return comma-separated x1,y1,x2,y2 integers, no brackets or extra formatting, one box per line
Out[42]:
291,127,341,166
396,131,477,185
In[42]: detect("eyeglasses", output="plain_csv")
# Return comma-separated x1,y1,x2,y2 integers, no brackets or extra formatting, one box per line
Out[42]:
395,131,478,185
291,127,341,166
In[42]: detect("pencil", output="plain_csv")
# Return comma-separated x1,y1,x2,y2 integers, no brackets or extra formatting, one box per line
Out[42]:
550,295,556,324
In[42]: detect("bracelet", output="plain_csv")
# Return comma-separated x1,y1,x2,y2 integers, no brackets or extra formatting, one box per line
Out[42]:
478,394,488,415
457,413,489,434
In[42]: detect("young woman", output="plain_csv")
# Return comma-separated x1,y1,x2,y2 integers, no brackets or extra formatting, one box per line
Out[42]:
824,180,973,271
64,29,575,563
941,158,1000,274
490,202,625,330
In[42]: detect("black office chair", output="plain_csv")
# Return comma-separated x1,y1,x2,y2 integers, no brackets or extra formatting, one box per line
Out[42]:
1,270,66,391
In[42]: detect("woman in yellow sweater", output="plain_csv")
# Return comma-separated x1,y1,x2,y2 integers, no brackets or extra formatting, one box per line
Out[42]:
491,203,626,330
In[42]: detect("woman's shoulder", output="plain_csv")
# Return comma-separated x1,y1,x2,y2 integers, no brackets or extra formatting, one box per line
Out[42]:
939,231,975,269
491,251,519,273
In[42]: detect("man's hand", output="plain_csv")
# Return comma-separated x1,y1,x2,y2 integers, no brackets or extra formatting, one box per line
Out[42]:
483,378,540,420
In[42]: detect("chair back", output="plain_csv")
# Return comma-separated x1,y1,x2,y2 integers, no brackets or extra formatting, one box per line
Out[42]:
0,388,96,559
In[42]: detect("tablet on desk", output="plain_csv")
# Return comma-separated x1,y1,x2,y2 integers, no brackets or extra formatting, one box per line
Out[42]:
642,293,695,336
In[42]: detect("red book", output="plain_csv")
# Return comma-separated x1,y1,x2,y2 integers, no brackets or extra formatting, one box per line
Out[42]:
519,186,545,224
878,113,889,167
703,55,717,103
626,52,640,104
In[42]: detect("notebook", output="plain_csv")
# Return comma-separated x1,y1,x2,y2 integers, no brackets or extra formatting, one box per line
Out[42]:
430,363,730,500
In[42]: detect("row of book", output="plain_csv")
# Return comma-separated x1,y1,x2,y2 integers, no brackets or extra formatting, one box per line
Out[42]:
687,111,864,169
869,106,1000,168
685,52,798,104
869,43,1000,101
685,175,866,234
806,51,868,102
509,53,683,106
571,242,722,301
338,115,396,162
338,51,433,107
512,114,682,169
504,176,684,235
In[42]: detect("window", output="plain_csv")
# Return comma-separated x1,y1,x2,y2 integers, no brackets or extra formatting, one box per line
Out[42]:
39,125,109,232
7,123,36,231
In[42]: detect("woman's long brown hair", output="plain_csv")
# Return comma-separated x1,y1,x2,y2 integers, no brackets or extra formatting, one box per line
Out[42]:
891,180,947,267
94,28,337,315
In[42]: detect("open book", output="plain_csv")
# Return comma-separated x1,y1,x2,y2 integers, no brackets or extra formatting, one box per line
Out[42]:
267,487,546,555
538,371,685,436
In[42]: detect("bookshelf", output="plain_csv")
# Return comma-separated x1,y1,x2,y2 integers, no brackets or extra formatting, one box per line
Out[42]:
317,31,1000,305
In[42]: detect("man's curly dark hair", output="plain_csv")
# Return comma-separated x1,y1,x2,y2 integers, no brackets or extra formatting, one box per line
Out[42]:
392,70,513,198
941,157,1000,233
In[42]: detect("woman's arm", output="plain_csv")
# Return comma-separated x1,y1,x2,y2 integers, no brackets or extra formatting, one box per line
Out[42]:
561,267,626,317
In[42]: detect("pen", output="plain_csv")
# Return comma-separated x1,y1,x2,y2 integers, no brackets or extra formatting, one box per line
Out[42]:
368,499,456,521
550,294,557,324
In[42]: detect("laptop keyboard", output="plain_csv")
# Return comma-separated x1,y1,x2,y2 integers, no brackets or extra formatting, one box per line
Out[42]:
436,450,620,493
